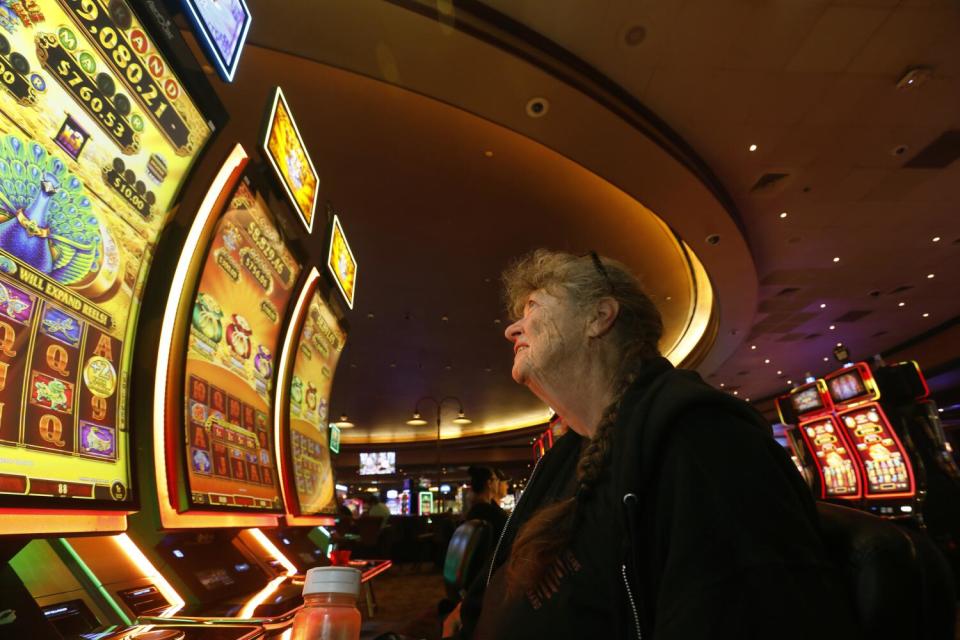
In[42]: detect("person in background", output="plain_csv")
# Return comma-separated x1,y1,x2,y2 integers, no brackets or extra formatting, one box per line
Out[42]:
366,493,391,527
465,466,508,539
493,468,511,509
453,249,857,639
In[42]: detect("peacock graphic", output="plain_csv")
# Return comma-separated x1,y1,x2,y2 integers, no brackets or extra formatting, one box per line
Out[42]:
0,134,101,286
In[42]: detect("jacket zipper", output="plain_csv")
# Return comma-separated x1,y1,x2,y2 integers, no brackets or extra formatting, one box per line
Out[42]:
621,492,642,640
621,563,642,640
486,454,545,587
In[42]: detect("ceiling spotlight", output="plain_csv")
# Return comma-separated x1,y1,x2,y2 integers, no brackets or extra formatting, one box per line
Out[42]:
483,150,494,157
733,391,739,395
787,380,793,385
837,342,843,347
452,410,473,425
764,359,770,364
927,273,935,279
922,312,930,318
898,302,906,308
779,212,788,219
820,303,827,309
335,414,355,428
823,357,829,361
750,345,757,350
777,370,782,375
405,412,428,426
749,144,758,152
720,383,725,388
832,257,840,263
932,236,941,242
829,325,836,330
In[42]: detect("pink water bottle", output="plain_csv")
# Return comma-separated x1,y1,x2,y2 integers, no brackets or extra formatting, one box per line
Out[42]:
291,566,362,640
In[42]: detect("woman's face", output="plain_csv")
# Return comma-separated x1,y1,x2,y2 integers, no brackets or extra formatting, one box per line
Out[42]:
504,288,584,392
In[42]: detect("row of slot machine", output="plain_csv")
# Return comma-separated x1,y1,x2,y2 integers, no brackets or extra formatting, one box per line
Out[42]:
777,360,960,577
0,1,368,639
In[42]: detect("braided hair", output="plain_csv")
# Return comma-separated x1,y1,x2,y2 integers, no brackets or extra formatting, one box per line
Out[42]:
501,249,663,595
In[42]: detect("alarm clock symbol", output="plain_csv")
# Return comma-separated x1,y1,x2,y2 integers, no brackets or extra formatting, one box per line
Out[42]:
226,314,252,360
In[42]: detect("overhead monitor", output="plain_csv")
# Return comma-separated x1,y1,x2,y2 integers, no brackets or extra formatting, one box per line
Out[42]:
287,283,346,515
183,178,300,511
825,363,878,406
329,424,341,454
789,381,828,416
327,214,356,309
179,0,252,82
359,452,395,476
0,0,213,510
261,87,319,233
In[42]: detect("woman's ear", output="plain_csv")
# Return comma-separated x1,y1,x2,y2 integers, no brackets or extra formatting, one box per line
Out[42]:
587,297,620,338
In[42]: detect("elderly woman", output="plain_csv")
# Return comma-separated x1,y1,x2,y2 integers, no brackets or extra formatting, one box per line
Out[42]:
455,250,857,639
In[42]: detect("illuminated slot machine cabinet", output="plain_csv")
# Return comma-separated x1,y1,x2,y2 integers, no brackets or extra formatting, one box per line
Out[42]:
777,380,864,505
824,363,916,518
0,0,275,637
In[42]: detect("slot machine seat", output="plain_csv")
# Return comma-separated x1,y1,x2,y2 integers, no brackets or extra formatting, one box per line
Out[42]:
441,519,491,605
816,502,957,640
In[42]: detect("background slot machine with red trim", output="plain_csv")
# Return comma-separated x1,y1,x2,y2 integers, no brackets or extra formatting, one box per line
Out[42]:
779,380,863,504
824,363,916,518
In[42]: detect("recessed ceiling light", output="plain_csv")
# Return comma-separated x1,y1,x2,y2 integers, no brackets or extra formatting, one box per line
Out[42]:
733,390,739,395
837,342,842,347
932,236,941,242
764,359,770,364
823,357,829,361
787,380,793,385
483,150,494,158
898,302,905,307
779,212,788,219
623,25,647,46
720,383,725,388
494,319,501,324
777,370,782,375
819,303,827,309
927,273,935,279
746,398,751,402
750,345,757,350
829,325,836,330
923,312,930,318
749,144,758,152
832,257,840,263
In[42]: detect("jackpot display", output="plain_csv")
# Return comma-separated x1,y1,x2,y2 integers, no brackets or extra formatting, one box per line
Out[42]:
184,180,299,510
0,0,212,505
288,288,344,515
262,87,317,233
180,0,251,82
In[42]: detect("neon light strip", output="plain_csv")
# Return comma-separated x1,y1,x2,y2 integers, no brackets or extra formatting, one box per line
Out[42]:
274,268,319,521
112,534,185,617
247,528,298,576
57,538,132,625
239,575,287,618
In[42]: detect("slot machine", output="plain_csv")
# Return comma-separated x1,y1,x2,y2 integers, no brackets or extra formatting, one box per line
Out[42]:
823,363,916,518
0,1,272,637
777,380,864,505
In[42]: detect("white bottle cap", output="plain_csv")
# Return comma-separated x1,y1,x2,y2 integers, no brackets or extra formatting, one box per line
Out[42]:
302,566,361,596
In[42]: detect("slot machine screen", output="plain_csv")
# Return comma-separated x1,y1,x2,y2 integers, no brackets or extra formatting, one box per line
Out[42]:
800,417,859,498
838,406,911,496
827,370,867,404
287,288,345,515
0,0,212,508
790,385,824,415
180,0,252,82
183,179,300,510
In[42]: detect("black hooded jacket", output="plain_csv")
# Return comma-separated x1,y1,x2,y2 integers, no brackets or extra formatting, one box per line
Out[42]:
460,358,859,639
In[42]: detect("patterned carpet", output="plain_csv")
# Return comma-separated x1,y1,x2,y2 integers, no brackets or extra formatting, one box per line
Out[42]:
360,564,447,640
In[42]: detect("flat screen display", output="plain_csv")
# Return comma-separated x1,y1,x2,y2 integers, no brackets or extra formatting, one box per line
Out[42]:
329,423,341,454
0,0,212,507
838,405,911,496
327,214,356,309
827,370,867,404
288,288,345,515
262,87,318,233
801,418,859,498
359,451,395,475
184,179,300,510
180,0,251,81
790,385,824,415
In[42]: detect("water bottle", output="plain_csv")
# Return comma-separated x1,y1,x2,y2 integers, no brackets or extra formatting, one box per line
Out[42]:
291,566,362,640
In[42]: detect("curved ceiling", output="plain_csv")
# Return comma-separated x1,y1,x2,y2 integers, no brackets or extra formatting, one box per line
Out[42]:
204,0,960,440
